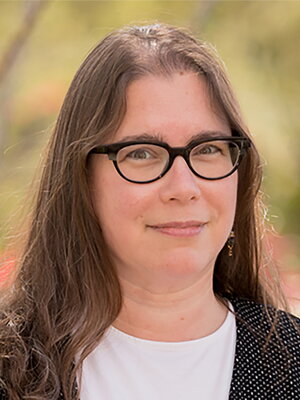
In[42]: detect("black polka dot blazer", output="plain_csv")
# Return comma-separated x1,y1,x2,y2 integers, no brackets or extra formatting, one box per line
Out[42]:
228,297,300,399
1,298,299,399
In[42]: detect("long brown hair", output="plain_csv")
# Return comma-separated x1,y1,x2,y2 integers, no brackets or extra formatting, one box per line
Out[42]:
0,23,285,399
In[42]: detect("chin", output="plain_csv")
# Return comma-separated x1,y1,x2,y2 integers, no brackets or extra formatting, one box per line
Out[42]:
159,251,214,278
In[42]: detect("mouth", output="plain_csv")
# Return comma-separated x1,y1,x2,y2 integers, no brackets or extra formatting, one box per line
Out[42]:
147,221,207,237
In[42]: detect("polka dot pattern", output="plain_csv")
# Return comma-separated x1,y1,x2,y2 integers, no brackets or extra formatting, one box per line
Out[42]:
229,298,300,399
1,297,299,399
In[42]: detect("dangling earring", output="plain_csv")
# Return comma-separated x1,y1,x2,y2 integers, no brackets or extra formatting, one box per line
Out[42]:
227,230,235,257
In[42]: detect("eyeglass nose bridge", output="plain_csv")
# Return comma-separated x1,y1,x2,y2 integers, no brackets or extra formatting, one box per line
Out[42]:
159,146,194,178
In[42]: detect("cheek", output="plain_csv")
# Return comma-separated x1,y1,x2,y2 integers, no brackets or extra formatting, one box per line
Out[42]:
89,160,151,230
207,174,238,221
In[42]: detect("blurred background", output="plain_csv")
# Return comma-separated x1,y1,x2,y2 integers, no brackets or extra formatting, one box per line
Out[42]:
0,0,299,313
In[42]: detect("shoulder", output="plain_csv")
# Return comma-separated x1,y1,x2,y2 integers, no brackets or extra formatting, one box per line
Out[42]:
229,297,300,372
230,296,300,343
228,297,300,398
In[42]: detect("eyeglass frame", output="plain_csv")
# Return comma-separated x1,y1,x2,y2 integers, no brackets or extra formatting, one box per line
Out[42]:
89,136,251,184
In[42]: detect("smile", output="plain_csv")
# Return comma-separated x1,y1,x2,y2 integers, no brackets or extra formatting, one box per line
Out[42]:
147,221,207,237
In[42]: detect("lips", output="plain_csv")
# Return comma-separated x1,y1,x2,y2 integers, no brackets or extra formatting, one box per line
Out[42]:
147,221,206,237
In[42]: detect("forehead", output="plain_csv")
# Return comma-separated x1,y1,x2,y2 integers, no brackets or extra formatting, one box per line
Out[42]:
113,72,230,145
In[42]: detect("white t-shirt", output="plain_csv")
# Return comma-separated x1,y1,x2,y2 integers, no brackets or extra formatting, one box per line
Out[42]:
80,305,236,400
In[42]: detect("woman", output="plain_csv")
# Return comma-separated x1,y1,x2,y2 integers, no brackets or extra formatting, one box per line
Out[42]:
0,23,299,400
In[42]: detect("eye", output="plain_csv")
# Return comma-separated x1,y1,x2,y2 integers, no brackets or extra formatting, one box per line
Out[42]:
126,148,156,160
117,144,165,163
194,143,222,156
200,145,220,154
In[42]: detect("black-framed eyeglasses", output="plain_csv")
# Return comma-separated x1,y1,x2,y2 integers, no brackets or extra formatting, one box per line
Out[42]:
89,136,251,184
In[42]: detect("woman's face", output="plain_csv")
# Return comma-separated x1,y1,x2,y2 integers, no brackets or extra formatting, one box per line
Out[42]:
89,72,238,292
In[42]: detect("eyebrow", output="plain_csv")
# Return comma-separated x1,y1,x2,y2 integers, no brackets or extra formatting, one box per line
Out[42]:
117,133,164,143
117,130,232,146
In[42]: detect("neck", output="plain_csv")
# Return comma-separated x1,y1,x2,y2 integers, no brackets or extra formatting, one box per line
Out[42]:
113,276,228,342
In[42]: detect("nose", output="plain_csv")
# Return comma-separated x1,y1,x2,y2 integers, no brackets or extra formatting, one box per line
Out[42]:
159,156,202,204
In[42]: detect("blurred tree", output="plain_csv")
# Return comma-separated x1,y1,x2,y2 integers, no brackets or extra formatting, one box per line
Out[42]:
0,0,50,86
0,0,50,155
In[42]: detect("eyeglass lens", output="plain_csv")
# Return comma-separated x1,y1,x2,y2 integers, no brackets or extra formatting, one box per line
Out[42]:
116,140,240,182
